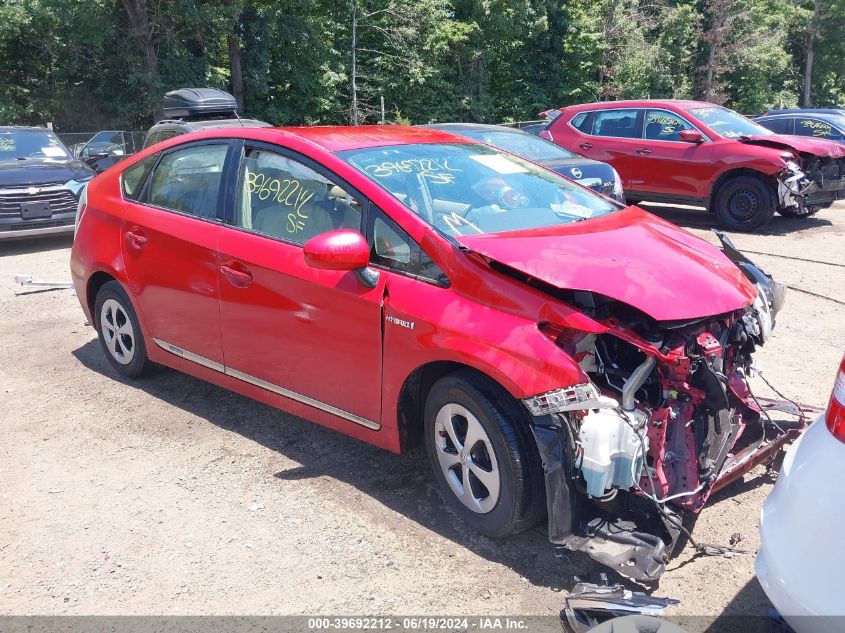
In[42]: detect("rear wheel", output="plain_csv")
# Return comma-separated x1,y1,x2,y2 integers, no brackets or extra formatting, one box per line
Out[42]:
713,176,775,231
424,371,545,537
94,281,151,378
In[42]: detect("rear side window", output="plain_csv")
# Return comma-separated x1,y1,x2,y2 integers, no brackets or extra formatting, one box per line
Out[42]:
760,117,793,134
121,154,158,201
570,112,592,133
796,118,844,140
592,110,642,138
370,208,448,286
147,144,229,219
235,147,362,245
144,129,181,149
644,110,695,141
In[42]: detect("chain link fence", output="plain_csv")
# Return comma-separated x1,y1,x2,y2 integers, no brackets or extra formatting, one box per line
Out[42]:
56,130,145,158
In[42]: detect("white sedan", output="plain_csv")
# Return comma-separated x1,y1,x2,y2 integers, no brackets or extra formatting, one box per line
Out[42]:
756,354,845,632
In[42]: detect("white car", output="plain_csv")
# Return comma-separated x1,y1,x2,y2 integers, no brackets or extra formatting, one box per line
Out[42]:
756,354,845,632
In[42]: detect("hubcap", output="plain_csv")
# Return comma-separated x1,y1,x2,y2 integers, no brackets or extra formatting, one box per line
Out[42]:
728,188,759,222
433,403,500,514
100,298,135,365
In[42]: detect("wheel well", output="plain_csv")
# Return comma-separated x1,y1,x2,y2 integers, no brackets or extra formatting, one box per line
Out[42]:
709,168,777,210
86,271,117,322
396,361,520,451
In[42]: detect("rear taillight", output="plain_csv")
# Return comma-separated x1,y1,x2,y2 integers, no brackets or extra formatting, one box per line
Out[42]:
826,355,845,442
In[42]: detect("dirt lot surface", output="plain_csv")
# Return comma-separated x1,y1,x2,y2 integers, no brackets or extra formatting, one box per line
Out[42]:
1,203,843,624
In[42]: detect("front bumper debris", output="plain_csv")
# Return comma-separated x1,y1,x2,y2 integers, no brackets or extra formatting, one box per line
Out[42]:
561,580,680,633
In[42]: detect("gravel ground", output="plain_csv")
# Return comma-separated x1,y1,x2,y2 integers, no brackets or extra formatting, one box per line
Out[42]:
1,203,843,623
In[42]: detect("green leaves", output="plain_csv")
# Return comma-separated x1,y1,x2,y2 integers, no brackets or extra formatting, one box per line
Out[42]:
0,0,841,129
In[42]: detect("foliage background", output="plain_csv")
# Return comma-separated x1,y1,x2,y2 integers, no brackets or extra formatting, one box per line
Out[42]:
0,0,841,130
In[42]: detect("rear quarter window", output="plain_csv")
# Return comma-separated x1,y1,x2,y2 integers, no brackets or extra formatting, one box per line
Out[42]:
121,154,158,201
570,112,593,133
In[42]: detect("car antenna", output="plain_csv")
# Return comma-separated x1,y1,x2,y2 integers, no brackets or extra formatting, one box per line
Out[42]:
233,108,245,128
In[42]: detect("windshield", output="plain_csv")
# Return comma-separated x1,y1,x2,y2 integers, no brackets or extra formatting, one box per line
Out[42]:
456,129,576,162
0,130,70,162
689,106,773,139
340,143,618,237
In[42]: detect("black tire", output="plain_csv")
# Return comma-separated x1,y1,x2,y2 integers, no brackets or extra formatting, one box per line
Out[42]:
713,175,776,231
424,370,545,538
93,280,151,378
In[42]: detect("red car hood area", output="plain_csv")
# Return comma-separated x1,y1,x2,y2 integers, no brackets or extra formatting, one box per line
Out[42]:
457,206,758,322
741,134,845,158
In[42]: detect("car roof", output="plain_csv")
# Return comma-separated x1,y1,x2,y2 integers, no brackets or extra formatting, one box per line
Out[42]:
766,108,845,115
151,118,270,130
422,123,527,135
0,126,54,133
263,125,477,152
560,99,715,112
757,112,845,123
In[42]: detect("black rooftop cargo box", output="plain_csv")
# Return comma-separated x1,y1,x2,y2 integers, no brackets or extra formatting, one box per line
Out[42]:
157,88,239,121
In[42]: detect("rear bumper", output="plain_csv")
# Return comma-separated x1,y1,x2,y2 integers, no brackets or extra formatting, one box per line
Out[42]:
756,415,845,629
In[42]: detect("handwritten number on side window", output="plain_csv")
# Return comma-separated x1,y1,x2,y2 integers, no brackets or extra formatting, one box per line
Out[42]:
245,171,315,212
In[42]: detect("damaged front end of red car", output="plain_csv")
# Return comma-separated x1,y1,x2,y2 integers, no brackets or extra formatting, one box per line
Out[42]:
515,233,808,583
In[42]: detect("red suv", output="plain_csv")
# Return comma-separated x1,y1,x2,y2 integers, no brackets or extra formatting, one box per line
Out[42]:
544,100,845,231
71,126,804,581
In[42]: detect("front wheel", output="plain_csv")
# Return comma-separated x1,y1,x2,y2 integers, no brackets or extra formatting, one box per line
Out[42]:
424,371,545,538
713,176,776,231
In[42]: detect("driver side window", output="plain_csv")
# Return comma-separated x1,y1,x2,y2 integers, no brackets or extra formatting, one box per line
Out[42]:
235,147,362,245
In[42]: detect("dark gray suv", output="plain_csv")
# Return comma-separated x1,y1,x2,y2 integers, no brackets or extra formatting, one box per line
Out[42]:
0,127,93,240
143,88,270,149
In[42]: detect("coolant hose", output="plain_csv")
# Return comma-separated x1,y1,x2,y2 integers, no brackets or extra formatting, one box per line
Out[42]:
622,356,657,411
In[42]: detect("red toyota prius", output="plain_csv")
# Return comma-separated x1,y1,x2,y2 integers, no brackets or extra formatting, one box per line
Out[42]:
71,125,804,581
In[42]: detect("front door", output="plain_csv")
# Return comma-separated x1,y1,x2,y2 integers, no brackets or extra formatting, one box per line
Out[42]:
217,143,384,427
121,141,232,368
631,109,713,200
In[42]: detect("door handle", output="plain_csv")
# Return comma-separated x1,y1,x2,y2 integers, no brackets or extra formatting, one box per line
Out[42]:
125,228,148,250
579,142,593,150
220,262,253,288
636,148,652,155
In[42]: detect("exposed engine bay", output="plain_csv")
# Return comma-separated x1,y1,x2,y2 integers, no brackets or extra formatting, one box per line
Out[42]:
523,233,810,582
777,153,845,216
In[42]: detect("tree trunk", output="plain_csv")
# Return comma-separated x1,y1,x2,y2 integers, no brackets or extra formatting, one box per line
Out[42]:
351,0,358,125
120,0,158,75
803,0,822,107
599,0,622,97
703,43,717,101
224,0,244,108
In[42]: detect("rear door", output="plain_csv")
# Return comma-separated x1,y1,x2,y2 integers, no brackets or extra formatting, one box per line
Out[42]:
121,140,234,368
559,108,644,191
216,142,385,427
758,116,794,135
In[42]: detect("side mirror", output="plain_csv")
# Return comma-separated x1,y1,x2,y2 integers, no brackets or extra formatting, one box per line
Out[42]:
679,129,704,143
303,229,371,271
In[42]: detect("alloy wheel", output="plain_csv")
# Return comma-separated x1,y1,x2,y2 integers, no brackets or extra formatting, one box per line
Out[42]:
433,403,500,513
100,298,135,365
